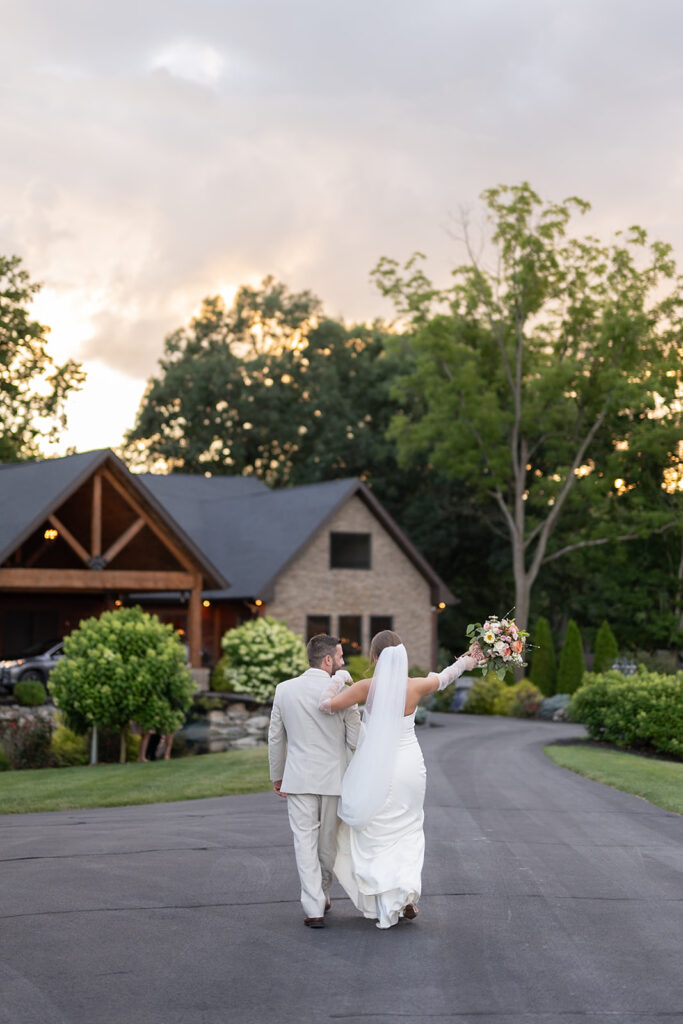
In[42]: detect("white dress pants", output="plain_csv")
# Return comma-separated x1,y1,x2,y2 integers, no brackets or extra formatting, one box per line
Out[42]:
286,793,340,919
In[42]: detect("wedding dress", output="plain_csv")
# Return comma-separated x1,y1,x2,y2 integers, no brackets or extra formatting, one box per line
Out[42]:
333,708,426,929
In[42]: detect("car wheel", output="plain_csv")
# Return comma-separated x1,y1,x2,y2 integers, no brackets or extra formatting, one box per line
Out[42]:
18,668,45,683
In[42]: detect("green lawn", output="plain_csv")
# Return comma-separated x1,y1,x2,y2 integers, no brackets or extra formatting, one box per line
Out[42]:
0,748,271,815
544,743,683,815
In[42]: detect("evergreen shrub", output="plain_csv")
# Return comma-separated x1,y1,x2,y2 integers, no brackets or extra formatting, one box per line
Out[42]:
14,679,48,706
538,694,571,720
529,617,556,696
570,668,683,758
0,746,9,771
557,619,585,694
593,621,619,673
464,675,504,715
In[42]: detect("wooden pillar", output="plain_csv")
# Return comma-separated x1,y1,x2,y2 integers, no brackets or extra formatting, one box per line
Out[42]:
188,575,202,668
91,474,102,558
430,605,438,671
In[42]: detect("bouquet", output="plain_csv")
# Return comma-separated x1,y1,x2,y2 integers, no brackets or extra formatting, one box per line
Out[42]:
465,614,529,680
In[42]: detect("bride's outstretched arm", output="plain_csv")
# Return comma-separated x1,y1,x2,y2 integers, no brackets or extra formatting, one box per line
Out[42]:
413,648,481,699
319,677,371,713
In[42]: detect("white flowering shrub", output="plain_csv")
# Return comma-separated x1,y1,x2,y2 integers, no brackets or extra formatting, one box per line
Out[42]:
212,616,308,703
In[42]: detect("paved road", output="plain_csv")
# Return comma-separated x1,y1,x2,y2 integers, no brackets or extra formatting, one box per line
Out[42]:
1,715,682,1024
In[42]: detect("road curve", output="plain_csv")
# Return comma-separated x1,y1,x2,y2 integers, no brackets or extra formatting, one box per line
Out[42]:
1,713,681,1024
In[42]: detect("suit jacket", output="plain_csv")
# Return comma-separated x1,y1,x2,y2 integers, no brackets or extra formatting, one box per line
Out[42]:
268,668,361,795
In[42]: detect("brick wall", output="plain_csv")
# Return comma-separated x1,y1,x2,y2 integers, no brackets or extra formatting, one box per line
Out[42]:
267,495,434,670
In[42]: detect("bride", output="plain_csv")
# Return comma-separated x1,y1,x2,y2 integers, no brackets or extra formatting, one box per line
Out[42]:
319,629,479,929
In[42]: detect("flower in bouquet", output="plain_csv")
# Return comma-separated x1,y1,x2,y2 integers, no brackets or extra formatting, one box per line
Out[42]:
465,614,530,680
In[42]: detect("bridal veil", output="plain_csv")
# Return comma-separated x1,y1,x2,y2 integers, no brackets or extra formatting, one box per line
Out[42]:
338,643,408,829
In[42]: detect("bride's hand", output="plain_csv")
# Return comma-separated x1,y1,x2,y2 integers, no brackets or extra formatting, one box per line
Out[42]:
468,642,486,666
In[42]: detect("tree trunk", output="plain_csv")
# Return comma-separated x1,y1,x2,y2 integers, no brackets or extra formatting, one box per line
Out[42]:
119,727,127,765
89,724,98,766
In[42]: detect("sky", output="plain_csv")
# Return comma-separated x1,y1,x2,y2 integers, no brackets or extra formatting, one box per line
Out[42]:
2,0,683,455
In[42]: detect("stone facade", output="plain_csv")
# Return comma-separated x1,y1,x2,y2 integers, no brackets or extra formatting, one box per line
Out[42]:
267,495,434,669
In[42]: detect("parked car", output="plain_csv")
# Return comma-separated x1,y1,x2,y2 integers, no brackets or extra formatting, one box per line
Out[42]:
0,639,64,692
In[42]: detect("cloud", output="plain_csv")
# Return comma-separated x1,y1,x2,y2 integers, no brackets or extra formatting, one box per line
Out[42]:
1,0,683,448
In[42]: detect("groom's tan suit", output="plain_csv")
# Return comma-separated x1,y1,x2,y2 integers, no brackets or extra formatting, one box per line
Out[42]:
268,667,361,920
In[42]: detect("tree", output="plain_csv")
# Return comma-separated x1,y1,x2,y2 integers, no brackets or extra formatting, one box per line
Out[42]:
48,607,195,763
529,616,557,696
593,620,619,673
372,183,682,629
557,619,586,694
0,255,85,460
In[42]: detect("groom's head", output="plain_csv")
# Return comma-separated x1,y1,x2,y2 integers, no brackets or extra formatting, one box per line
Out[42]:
307,634,344,675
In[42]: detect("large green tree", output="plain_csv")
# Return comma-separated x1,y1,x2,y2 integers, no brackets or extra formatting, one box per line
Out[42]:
0,255,85,460
372,183,682,629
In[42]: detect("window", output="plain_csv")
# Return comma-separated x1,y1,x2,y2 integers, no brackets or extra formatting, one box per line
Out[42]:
330,532,371,570
338,616,362,658
370,615,393,638
306,615,331,641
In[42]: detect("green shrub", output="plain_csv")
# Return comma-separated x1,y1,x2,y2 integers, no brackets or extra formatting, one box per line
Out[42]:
216,616,308,703
431,682,455,713
49,606,195,763
510,681,544,717
633,649,677,675
194,696,223,712
14,679,48,706
4,718,53,769
347,654,373,682
529,617,556,696
464,675,504,715
0,746,9,771
570,668,683,758
593,621,619,673
492,683,518,716
51,723,89,767
557,619,585,694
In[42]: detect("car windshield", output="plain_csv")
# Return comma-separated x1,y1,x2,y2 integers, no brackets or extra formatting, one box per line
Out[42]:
18,638,62,658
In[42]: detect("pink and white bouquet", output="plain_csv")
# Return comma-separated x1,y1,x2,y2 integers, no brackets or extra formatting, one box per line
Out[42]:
465,614,529,680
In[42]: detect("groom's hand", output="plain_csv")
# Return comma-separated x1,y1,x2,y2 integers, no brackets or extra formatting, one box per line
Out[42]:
273,780,287,798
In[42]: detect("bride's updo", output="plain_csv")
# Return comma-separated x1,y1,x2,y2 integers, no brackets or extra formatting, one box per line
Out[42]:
370,629,403,663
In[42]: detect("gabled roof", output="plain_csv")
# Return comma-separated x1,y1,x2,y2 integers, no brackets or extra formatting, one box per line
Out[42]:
0,450,227,588
141,474,456,604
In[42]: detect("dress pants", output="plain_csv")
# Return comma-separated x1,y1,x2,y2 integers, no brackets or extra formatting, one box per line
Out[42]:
286,793,339,919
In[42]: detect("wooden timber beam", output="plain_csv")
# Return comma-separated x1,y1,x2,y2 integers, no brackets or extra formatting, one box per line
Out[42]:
102,517,145,565
100,467,197,574
91,473,102,557
187,573,202,668
0,569,195,592
48,514,91,567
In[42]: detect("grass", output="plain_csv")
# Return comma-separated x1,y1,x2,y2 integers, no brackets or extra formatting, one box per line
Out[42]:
0,748,271,815
544,743,683,815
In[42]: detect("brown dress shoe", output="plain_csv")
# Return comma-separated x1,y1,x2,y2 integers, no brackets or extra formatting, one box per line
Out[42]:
402,903,419,920
304,917,325,928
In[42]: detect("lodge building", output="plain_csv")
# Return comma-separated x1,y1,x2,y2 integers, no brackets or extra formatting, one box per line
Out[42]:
0,450,455,676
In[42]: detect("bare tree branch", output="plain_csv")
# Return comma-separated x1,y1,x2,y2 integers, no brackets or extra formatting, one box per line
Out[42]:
541,521,677,566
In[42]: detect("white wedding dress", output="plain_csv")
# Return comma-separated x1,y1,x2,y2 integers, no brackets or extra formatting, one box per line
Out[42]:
333,708,426,929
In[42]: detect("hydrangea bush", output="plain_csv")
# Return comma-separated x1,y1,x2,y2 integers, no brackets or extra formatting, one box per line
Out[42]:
213,616,308,703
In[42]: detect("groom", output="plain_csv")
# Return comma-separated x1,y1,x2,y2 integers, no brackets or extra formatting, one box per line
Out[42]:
268,634,361,928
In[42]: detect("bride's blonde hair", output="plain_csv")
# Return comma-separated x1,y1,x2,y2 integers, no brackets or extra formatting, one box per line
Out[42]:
370,629,403,663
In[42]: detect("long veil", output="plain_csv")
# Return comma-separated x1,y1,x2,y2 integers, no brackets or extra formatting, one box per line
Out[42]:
338,643,408,829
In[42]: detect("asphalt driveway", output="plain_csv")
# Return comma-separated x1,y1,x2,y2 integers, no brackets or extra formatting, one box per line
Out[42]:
1,714,682,1024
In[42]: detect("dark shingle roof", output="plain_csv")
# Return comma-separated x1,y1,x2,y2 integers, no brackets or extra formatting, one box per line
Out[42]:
0,451,107,566
0,450,227,587
140,474,456,604
140,475,361,600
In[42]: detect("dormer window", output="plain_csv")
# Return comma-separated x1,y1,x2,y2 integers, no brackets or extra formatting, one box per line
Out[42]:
330,532,371,570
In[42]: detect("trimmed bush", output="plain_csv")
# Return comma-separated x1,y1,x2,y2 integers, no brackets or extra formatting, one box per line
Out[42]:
49,606,195,764
0,746,9,771
215,616,308,703
464,675,504,715
14,679,48,706
529,617,556,696
570,668,683,758
510,681,544,718
593,621,619,673
50,723,89,767
557,619,585,694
